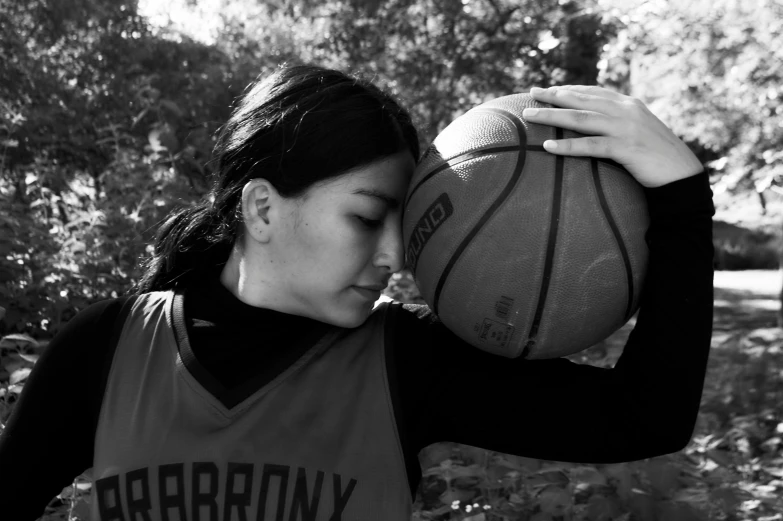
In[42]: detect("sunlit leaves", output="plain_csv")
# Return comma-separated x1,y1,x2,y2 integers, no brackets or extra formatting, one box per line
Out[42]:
598,0,783,197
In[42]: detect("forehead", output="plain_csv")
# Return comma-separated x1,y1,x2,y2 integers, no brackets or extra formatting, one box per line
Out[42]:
316,152,415,201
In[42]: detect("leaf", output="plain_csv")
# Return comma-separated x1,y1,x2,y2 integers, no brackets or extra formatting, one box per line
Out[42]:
131,106,150,128
18,353,39,364
485,464,511,482
760,436,781,453
604,463,634,501
766,466,783,478
646,460,680,497
656,500,705,521
537,486,572,515
497,454,541,473
627,490,656,521
705,448,733,467
148,124,179,152
463,514,485,521
438,488,472,505
673,486,709,507
703,466,741,485
459,445,488,464
525,474,557,490
508,492,525,504
426,504,453,517
571,466,607,486
708,487,742,510
68,240,87,255
538,461,576,473
419,443,452,467
586,495,622,521
10,367,31,384
0,333,39,349
159,99,184,119
450,464,484,478
529,513,553,521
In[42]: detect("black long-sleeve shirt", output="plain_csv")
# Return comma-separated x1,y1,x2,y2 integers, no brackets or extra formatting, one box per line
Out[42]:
0,172,715,520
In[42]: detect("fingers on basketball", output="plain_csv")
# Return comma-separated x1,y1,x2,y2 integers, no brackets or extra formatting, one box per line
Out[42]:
531,86,625,116
545,136,615,158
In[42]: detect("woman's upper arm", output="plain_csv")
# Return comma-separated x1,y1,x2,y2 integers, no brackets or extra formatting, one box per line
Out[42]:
0,297,128,520
392,173,714,463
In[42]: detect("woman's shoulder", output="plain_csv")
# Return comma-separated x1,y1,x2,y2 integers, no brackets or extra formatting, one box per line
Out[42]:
61,295,137,334
39,295,140,359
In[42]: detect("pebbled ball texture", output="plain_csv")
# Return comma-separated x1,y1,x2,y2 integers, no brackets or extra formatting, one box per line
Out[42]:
402,93,650,359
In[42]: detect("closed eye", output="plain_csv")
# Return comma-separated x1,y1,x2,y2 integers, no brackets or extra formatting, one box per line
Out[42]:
357,216,383,228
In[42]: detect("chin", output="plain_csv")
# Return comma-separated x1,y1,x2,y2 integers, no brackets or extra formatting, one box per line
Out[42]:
325,307,373,329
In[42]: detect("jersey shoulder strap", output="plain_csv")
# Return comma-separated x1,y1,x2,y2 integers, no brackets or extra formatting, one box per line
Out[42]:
98,294,140,399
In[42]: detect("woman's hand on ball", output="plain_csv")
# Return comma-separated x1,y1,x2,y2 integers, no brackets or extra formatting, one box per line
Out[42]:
523,85,703,188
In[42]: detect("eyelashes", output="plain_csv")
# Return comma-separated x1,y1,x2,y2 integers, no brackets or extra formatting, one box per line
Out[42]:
356,216,383,229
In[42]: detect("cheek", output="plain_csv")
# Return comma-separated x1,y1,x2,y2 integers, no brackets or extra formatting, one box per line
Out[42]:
295,216,357,260
293,211,378,271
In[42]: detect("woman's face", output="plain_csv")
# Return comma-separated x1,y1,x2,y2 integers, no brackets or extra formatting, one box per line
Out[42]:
241,150,416,328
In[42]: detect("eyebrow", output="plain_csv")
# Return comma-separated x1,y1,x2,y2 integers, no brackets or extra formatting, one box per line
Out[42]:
351,188,401,210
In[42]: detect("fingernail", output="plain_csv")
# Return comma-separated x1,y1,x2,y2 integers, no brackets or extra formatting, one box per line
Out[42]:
543,140,557,150
530,87,545,95
523,108,539,118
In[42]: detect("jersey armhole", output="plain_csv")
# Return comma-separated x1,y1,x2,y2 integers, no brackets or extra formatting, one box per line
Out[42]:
97,295,139,406
382,301,422,502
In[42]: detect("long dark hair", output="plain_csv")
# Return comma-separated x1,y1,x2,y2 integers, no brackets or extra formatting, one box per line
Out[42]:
134,64,420,294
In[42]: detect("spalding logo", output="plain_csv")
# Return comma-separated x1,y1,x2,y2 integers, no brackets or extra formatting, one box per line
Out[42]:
406,193,453,272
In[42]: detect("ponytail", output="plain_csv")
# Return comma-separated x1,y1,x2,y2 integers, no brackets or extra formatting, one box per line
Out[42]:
134,203,235,294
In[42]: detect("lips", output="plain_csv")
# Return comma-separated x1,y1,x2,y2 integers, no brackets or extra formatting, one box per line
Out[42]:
357,284,387,292
353,286,383,300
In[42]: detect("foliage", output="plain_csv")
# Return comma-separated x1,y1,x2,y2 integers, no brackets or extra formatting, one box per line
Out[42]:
596,0,783,211
198,0,618,145
1,0,253,337
712,221,781,271
2,0,783,519
0,0,618,335
300,0,618,141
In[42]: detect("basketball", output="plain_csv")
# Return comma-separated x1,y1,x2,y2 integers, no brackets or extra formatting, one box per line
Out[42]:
402,93,650,360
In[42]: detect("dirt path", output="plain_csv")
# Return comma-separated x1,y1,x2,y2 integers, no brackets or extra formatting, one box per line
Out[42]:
570,270,783,367
714,269,781,337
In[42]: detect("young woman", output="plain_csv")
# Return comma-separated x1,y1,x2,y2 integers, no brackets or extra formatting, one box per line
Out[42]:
0,64,714,520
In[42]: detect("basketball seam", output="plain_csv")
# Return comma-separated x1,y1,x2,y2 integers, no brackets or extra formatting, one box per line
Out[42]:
522,128,565,359
591,158,636,323
407,147,554,210
405,146,521,208
430,108,528,335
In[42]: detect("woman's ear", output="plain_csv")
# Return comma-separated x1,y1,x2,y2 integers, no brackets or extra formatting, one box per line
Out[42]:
241,179,278,244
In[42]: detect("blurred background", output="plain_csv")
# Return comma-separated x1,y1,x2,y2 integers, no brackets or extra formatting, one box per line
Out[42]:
1,0,782,520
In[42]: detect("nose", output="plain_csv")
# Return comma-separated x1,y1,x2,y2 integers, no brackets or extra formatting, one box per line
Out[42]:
374,216,405,274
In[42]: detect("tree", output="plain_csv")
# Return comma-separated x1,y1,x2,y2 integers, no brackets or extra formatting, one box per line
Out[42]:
597,0,783,207
200,0,615,143
0,0,243,335
0,0,617,332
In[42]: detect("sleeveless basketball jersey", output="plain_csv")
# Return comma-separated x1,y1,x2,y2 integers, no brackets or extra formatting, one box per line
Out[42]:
91,291,412,521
